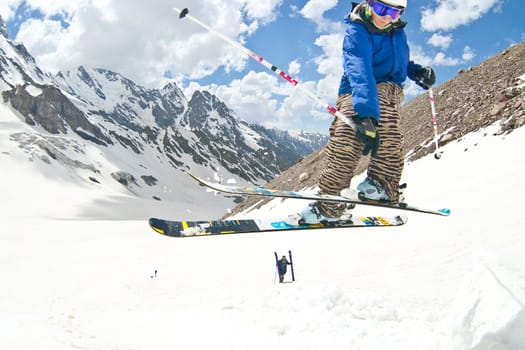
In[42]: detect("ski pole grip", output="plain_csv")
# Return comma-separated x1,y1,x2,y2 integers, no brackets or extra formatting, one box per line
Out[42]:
175,7,189,19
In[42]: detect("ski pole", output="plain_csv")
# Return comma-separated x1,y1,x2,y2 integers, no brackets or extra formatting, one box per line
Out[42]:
428,88,442,159
174,7,357,131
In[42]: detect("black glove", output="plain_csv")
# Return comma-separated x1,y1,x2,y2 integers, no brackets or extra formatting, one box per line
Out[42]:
353,116,380,156
414,66,435,90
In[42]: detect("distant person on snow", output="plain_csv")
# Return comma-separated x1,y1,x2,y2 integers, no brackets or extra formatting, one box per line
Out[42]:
296,0,435,224
276,255,291,283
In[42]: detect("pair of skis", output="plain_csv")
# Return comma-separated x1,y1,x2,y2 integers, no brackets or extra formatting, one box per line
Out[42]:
148,174,449,237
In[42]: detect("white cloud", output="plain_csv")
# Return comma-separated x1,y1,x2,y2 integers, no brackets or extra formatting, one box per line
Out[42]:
421,0,499,32
192,68,328,131
403,41,476,100
0,0,20,19
313,32,343,101
8,0,283,87
434,52,462,66
288,60,301,76
299,0,339,32
462,46,475,61
0,0,91,20
427,33,453,50
206,70,283,125
243,0,283,23
409,41,470,68
274,81,320,129
16,18,67,56
408,42,434,67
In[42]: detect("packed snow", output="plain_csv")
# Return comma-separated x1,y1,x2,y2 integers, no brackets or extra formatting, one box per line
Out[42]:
1,118,524,349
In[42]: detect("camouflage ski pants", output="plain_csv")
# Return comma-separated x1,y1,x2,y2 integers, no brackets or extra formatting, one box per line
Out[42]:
318,82,405,217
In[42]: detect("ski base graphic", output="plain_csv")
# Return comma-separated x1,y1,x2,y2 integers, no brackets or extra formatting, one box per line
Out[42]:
149,215,407,237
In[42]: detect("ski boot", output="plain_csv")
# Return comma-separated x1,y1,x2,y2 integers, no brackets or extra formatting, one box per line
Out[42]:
357,177,390,201
286,202,340,225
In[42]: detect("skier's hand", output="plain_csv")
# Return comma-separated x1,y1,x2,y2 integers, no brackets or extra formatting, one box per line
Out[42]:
414,66,436,90
353,116,380,156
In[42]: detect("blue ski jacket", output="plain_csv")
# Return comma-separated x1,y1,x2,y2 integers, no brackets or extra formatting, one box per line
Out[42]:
338,4,424,121
277,260,289,274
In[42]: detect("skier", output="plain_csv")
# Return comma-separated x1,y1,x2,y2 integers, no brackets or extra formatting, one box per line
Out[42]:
297,0,435,224
276,255,290,283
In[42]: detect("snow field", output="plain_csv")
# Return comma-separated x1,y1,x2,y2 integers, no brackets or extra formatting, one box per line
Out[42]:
1,123,524,349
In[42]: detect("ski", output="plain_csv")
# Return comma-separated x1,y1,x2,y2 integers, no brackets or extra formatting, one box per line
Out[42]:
188,173,450,216
288,250,295,282
149,215,407,237
274,252,280,283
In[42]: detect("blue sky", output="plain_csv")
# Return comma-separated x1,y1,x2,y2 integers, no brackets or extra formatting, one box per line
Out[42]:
0,0,524,133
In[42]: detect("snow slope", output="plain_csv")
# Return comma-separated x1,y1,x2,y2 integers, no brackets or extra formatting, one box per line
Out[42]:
0,99,237,220
1,122,524,349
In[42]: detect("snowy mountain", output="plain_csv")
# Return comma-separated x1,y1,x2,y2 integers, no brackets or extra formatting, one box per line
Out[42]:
0,17,327,219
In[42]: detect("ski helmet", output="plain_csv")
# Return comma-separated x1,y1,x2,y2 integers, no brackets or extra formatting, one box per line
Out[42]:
378,0,407,9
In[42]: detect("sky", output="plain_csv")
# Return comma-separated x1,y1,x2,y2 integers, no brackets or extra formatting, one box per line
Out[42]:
0,0,524,132
2,103,525,348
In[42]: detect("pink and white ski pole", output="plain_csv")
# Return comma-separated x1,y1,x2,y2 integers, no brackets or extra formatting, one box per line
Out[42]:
174,7,357,131
428,88,442,159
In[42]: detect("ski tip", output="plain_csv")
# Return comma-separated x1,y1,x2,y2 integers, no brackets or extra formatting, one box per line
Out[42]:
179,7,189,19
438,208,451,216
148,218,166,235
187,172,205,185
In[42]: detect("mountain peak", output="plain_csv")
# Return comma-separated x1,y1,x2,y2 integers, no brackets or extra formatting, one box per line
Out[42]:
0,28,329,205
0,15,8,39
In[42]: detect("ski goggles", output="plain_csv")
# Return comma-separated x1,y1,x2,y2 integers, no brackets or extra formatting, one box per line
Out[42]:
368,0,404,20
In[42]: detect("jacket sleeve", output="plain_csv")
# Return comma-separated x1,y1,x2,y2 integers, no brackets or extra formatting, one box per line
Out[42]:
342,23,380,121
